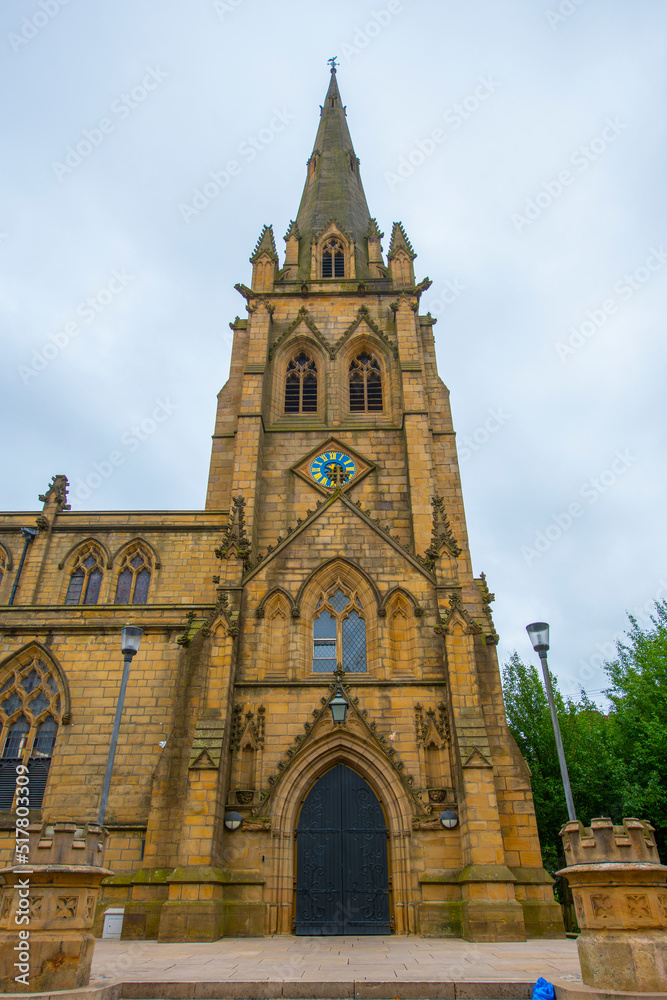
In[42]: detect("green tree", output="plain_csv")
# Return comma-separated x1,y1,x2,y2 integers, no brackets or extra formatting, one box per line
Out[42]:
604,601,667,857
502,652,623,874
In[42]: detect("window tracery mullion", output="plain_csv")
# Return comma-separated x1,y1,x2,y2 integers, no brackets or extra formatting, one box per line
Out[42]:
0,656,61,808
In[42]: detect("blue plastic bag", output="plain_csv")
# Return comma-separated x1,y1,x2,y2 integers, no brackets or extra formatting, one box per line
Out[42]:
533,977,555,1000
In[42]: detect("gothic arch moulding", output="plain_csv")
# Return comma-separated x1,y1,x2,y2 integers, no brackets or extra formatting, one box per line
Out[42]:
110,537,161,570
256,589,293,678
256,586,298,620
265,725,416,934
270,333,327,422
312,221,354,281
379,585,424,618
0,542,13,574
296,556,381,619
58,537,111,572
335,307,397,362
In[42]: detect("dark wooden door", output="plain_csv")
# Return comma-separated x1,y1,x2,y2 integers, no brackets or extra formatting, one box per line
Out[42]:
295,763,390,935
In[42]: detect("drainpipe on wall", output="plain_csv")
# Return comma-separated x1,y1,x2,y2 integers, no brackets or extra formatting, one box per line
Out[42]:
8,526,39,606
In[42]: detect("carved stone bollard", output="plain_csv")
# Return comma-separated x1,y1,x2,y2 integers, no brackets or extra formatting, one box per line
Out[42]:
558,817,667,993
0,822,112,993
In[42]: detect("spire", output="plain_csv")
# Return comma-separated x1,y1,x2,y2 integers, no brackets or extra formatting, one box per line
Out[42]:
292,64,373,279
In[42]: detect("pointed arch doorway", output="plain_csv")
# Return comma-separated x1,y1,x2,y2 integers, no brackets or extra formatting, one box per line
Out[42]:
295,763,391,935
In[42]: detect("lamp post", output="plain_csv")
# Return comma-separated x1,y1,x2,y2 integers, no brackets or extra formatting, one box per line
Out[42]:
97,625,143,826
526,621,576,822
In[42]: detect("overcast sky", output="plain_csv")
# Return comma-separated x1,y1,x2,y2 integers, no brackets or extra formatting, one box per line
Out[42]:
2,0,666,701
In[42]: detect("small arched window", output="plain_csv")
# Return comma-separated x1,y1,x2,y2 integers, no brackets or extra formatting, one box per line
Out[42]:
115,543,152,604
65,542,104,605
0,653,62,809
285,352,318,413
349,353,383,412
0,546,6,589
321,238,345,278
312,585,366,673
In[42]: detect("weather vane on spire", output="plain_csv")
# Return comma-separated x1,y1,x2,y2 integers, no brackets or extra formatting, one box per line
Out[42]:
327,56,338,72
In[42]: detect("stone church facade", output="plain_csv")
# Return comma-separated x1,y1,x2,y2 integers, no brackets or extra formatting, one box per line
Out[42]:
0,69,563,942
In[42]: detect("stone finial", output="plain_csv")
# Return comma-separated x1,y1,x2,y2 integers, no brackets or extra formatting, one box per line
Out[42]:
249,225,278,291
250,224,278,263
387,221,416,260
38,474,70,511
560,816,660,865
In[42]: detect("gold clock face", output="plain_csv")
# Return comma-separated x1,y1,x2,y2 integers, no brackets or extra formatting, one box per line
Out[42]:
310,451,357,488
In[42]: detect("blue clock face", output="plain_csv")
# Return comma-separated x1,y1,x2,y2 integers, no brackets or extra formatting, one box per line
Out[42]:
310,451,357,488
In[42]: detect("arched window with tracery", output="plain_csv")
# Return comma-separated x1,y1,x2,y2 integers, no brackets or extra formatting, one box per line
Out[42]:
312,584,366,673
349,353,383,412
115,543,152,604
285,352,318,413
0,651,62,809
321,238,345,278
65,542,104,605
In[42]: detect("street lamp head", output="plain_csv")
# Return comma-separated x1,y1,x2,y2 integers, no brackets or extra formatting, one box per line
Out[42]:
121,625,144,657
526,621,549,654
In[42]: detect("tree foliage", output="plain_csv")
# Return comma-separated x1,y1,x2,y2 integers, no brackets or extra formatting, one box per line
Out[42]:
604,601,667,855
502,602,667,870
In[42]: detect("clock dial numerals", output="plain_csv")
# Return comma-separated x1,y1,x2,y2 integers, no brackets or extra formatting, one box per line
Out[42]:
310,451,357,488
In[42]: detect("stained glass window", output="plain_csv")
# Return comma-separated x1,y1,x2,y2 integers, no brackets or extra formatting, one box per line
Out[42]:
65,544,105,605
0,652,62,810
114,544,152,604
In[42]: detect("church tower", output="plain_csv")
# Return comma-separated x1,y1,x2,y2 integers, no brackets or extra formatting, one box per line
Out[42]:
0,67,563,943
182,65,563,940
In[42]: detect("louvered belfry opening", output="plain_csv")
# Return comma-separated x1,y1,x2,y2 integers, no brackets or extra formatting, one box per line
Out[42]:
321,238,345,278
285,352,318,413
349,352,383,412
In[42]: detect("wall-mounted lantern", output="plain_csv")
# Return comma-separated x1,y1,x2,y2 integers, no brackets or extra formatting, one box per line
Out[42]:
224,811,243,831
439,809,459,829
329,687,348,723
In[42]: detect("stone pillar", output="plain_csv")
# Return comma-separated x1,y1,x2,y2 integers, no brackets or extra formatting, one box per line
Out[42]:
558,816,667,993
0,822,112,993
438,605,526,942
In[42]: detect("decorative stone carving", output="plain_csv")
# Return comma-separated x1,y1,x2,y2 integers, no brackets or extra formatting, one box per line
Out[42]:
257,676,427,816
424,495,461,566
230,704,265,751
189,719,225,769
39,474,71,511
0,822,110,992
435,593,481,637
476,572,500,645
215,495,250,564
557,816,667,992
414,702,449,747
